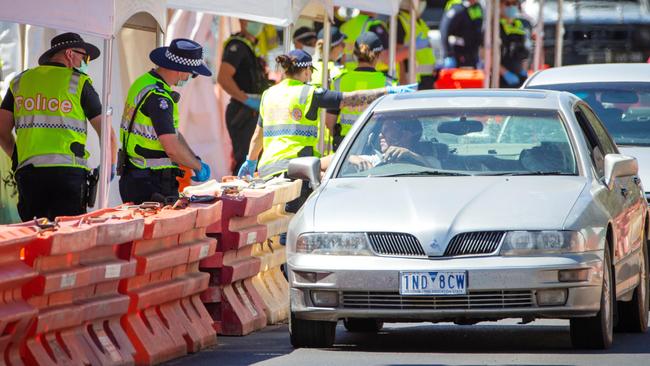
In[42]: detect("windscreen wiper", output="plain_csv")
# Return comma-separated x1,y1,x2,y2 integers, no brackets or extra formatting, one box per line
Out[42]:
380,171,473,177
496,171,574,176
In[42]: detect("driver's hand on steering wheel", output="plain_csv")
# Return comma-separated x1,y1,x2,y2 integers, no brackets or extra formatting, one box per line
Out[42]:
348,155,373,172
382,146,415,163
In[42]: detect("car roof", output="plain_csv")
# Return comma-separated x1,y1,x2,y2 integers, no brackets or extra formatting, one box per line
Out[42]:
525,63,650,86
373,89,572,112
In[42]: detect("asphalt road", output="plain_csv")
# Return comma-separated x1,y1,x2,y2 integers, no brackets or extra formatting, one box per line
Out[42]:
166,318,650,366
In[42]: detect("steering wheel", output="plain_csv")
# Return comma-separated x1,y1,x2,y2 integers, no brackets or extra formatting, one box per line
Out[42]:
375,153,426,168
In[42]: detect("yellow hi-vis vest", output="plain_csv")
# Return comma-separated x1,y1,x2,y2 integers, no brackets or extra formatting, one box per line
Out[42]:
310,61,345,88
11,66,90,170
398,11,436,82
258,79,319,179
120,72,179,170
333,70,389,137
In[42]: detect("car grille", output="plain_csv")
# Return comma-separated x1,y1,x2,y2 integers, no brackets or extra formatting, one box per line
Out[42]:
341,290,535,310
443,231,505,257
367,233,425,257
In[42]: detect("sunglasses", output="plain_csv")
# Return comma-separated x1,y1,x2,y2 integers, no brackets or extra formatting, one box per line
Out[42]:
71,49,90,64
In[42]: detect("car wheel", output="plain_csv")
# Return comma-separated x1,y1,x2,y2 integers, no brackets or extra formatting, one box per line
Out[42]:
570,244,614,349
615,240,649,333
343,318,384,333
289,312,336,348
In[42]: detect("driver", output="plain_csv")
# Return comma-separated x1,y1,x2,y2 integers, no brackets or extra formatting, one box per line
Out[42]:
348,119,437,171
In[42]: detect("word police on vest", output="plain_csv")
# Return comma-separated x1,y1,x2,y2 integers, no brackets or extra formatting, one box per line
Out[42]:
15,94,73,113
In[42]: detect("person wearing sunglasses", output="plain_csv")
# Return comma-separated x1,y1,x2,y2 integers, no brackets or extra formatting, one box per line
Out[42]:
498,0,531,88
118,38,212,205
0,32,117,221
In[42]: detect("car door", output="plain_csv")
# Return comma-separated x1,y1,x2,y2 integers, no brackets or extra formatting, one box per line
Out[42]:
578,103,645,296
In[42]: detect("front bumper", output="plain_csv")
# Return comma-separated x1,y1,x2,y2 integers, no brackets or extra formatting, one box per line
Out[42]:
289,251,604,322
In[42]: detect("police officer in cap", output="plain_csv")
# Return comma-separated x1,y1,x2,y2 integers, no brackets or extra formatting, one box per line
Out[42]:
499,0,531,88
0,32,117,221
118,39,212,205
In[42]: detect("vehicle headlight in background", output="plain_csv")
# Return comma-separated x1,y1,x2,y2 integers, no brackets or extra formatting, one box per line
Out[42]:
500,231,585,255
296,233,373,255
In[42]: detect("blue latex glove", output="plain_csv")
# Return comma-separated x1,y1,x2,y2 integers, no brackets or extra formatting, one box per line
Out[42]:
387,83,418,94
191,160,211,182
237,157,258,178
519,69,529,79
502,70,520,86
110,164,116,182
443,56,457,69
243,96,261,111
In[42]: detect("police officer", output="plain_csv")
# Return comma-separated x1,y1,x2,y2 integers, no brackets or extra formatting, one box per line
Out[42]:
293,26,317,54
217,19,270,174
237,50,416,210
311,26,347,88
118,39,211,205
330,32,393,150
0,32,116,221
396,1,437,89
440,0,484,68
499,0,531,88
339,11,390,72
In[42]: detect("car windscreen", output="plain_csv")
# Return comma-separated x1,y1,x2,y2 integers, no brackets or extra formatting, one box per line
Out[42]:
336,108,578,178
533,82,650,146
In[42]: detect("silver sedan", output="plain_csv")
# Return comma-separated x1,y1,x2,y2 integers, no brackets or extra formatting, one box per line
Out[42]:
286,89,649,350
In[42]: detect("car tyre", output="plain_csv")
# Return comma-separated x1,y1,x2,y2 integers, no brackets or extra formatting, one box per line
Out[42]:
289,312,336,348
616,240,649,333
570,244,614,349
343,318,384,333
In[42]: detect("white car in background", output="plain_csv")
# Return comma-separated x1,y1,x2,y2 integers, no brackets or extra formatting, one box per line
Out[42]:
523,63,650,202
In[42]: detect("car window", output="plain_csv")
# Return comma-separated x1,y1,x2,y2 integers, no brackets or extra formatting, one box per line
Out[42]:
575,107,605,178
578,104,618,155
532,82,650,146
337,109,578,177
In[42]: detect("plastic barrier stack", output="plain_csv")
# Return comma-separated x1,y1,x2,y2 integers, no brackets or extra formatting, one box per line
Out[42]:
0,178,298,364
121,203,218,365
435,68,485,89
196,178,300,335
0,226,38,365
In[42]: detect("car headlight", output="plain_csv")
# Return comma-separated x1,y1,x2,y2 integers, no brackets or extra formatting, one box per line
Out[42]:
500,231,585,255
296,233,373,255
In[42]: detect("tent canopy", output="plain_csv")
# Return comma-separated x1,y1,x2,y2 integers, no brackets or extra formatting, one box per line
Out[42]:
0,0,165,38
167,0,332,26
333,0,401,16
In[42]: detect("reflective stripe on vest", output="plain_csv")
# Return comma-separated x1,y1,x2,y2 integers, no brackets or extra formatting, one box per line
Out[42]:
264,124,318,138
11,66,90,170
258,79,318,176
17,154,88,171
15,115,87,134
121,72,179,170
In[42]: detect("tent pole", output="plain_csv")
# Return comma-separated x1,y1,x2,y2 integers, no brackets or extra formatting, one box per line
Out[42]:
555,0,563,67
408,0,417,84
98,37,113,209
483,0,492,88
533,0,544,71
490,0,501,88
318,19,331,154
389,14,397,81
156,25,164,47
284,24,293,53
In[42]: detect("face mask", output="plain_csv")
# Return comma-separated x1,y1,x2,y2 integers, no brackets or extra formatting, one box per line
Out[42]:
302,46,315,56
504,5,519,19
75,60,89,74
246,22,264,37
334,52,344,64
176,74,191,87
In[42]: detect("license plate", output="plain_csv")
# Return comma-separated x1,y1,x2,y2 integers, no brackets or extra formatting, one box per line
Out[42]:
399,271,467,295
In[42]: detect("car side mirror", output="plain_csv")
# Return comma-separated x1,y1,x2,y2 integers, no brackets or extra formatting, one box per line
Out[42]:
604,154,638,189
288,157,321,188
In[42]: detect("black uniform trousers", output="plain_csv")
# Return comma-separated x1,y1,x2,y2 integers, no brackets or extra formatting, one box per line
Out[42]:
119,165,180,205
225,101,258,174
15,166,87,221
